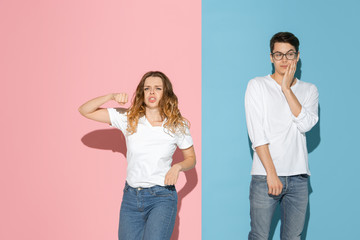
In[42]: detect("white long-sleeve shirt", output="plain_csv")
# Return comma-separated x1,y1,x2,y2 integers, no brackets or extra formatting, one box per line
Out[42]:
245,75,319,176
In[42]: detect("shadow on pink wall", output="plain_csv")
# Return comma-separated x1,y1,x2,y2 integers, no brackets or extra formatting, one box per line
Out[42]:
81,129,198,240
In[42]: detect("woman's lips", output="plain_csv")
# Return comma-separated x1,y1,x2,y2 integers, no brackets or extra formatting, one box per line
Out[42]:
149,97,156,103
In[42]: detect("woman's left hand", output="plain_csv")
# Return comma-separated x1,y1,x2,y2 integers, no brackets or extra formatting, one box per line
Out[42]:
164,164,182,185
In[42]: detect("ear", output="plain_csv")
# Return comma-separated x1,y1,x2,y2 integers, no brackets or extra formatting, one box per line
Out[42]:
270,53,274,63
296,51,300,62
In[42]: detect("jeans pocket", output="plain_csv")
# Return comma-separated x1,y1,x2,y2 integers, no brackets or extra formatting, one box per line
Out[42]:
151,187,177,200
251,175,267,181
298,174,309,180
123,182,130,192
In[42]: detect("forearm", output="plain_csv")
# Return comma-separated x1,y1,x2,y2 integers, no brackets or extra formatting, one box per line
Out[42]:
255,144,277,176
173,156,196,172
256,144,283,195
165,147,196,185
78,93,114,116
282,88,302,117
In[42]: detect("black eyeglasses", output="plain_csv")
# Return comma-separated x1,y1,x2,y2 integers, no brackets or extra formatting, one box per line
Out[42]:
271,50,298,61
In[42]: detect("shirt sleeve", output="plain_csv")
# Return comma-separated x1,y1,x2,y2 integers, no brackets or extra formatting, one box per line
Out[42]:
176,126,194,149
245,79,270,150
292,85,319,133
107,108,128,133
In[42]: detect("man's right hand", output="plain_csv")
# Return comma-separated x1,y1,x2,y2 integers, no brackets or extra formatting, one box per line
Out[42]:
267,173,283,196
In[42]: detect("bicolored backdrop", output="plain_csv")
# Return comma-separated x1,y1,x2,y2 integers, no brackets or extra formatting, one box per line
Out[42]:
1,0,360,239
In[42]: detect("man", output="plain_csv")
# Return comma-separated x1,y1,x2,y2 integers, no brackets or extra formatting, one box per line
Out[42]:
245,32,319,240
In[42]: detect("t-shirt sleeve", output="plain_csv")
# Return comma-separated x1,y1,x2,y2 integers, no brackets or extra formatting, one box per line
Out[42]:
176,126,194,149
107,108,128,133
245,79,270,150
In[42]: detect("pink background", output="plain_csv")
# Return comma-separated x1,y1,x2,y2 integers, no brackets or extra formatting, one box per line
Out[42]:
0,1,201,239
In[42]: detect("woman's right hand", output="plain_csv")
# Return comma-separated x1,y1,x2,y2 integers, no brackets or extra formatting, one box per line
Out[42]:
112,93,129,105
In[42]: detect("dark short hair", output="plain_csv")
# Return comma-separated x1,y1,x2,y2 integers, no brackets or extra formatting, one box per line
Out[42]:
270,32,300,53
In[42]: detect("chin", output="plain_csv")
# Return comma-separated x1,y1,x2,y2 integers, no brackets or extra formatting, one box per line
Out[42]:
275,70,286,75
146,103,159,109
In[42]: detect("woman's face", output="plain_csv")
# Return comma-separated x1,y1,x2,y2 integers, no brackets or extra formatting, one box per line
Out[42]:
143,76,164,109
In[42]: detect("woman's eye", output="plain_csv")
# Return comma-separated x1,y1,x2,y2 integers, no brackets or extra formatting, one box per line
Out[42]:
144,88,149,91
156,88,162,90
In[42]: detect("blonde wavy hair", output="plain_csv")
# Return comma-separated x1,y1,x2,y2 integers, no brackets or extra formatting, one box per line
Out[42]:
126,71,189,135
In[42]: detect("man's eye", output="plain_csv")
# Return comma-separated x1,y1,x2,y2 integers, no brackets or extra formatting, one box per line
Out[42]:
275,53,282,57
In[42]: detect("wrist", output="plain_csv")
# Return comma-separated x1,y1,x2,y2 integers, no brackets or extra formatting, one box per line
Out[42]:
109,93,115,100
281,87,291,94
266,169,278,177
173,164,182,172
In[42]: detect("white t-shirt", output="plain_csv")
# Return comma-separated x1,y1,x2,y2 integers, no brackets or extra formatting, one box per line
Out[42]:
245,75,319,176
108,108,193,188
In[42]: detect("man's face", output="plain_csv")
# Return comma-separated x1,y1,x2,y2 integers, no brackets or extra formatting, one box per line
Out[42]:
270,42,300,76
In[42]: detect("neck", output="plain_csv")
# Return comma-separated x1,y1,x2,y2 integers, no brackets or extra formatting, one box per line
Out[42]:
145,107,162,121
270,72,296,86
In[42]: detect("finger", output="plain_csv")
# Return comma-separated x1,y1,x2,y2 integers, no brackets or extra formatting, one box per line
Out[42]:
285,64,291,77
291,62,295,73
116,94,122,103
290,63,295,74
113,94,118,102
120,93,126,103
292,61,297,73
276,188,282,196
164,174,169,185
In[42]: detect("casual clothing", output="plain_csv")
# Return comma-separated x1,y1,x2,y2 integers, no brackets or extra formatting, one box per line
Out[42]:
248,175,308,240
107,108,193,240
108,108,193,188
245,75,319,240
245,75,319,176
118,182,177,240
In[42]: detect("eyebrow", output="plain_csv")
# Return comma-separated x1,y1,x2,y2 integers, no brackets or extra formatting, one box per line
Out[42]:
273,50,296,54
144,85,163,87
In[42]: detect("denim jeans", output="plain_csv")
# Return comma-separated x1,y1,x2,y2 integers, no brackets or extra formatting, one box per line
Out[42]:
118,182,177,240
248,175,308,240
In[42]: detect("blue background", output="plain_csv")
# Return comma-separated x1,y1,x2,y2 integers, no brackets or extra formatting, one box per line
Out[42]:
202,0,360,239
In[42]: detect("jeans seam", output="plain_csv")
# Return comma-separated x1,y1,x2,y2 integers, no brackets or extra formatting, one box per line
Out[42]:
163,202,176,239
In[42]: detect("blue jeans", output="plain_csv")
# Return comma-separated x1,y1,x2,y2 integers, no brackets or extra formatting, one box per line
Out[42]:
248,175,309,240
118,182,177,240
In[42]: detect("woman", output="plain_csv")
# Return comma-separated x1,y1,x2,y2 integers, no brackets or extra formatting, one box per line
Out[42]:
78,71,196,240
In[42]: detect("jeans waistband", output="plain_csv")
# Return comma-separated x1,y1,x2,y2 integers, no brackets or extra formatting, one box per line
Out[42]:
125,182,176,191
